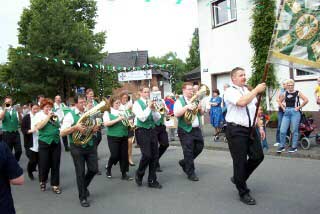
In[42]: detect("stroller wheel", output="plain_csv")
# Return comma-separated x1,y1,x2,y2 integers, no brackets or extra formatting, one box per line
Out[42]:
285,136,291,147
213,136,219,141
300,137,310,150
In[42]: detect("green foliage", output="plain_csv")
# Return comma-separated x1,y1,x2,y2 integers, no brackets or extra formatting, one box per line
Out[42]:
149,52,187,93
249,0,278,89
185,28,200,71
0,0,106,103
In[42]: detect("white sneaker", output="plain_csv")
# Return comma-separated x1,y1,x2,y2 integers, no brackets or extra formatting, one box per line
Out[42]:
273,143,280,147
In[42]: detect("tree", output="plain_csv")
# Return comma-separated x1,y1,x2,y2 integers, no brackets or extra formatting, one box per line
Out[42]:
185,28,200,71
1,0,106,103
149,52,187,94
249,0,279,109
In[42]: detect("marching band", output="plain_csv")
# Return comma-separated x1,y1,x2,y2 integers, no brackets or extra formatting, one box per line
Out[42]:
0,83,223,207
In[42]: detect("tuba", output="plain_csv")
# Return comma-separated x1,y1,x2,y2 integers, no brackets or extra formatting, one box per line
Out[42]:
184,84,210,124
72,98,110,145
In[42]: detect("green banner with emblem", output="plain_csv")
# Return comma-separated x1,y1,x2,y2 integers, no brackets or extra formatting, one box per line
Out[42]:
268,0,320,72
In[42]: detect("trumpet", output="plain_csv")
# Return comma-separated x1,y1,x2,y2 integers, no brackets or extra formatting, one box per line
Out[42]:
50,114,58,122
119,109,135,130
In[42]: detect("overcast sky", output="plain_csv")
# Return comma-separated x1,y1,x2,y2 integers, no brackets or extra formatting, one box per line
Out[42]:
0,0,198,64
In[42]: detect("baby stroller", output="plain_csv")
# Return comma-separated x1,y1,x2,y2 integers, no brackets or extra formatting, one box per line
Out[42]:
213,120,227,143
285,112,319,150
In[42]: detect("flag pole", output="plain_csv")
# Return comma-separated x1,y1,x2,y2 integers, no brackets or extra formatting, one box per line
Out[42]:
251,0,285,137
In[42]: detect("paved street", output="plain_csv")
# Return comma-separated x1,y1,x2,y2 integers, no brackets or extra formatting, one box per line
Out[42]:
12,139,320,214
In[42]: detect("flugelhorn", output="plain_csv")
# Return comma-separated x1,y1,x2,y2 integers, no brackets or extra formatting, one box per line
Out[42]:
184,84,210,124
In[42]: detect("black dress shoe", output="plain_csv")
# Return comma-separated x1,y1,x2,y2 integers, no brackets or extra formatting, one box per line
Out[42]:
28,170,35,180
148,181,162,189
80,199,90,207
135,174,142,186
156,167,163,172
240,193,256,205
178,160,186,173
188,174,199,181
65,147,70,152
97,170,102,175
106,169,112,179
121,173,133,181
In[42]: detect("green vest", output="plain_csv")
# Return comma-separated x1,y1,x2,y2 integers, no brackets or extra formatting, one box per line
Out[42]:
177,96,201,133
155,114,164,126
107,113,128,137
136,99,155,129
67,110,94,148
38,116,60,144
2,110,19,132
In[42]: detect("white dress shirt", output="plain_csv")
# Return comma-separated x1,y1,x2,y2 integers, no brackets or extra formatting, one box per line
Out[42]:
224,83,257,128
61,108,83,131
174,96,200,128
30,112,39,152
54,103,65,122
132,98,161,125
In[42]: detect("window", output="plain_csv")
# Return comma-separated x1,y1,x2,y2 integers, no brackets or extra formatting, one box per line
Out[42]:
294,69,318,80
212,0,237,28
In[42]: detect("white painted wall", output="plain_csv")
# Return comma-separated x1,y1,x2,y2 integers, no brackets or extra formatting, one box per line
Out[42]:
197,0,319,111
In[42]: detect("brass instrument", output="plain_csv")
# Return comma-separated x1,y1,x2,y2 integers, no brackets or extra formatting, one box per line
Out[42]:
72,98,110,145
184,84,210,124
50,114,58,122
154,100,165,114
119,109,135,130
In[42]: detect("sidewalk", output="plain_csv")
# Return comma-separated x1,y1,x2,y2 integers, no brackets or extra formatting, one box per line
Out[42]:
170,124,320,160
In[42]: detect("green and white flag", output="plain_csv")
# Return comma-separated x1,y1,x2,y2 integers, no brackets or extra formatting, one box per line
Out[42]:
268,0,320,73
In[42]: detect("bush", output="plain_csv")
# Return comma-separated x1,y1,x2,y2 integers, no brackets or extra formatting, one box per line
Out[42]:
269,112,278,122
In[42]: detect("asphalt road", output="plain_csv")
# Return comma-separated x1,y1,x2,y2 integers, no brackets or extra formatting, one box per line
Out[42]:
12,142,320,214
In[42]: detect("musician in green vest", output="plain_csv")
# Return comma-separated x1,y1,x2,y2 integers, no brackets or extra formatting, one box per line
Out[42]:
103,96,132,181
60,95,99,208
34,98,62,194
132,86,162,189
174,82,205,182
0,96,22,161
151,86,169,172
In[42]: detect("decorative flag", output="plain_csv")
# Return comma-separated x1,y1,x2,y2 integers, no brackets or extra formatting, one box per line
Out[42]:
268,0,320,73
45,57,49,61
77,62,81,67
62,60,66,64
89,64,93,68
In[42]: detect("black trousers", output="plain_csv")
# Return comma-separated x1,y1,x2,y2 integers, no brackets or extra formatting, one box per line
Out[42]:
225,125,264,196
178,127,204,177
135,128,159,182
154,125,169,166
106,136,129,173
27,150,39,174
3,131,22,161
70,144,98,201
62,136,69,150
38,140,61,186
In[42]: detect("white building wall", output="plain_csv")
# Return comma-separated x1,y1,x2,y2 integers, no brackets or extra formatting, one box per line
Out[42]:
197,0,319,111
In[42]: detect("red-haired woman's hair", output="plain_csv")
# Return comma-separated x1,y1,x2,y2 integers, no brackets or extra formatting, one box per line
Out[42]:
40,98,54,109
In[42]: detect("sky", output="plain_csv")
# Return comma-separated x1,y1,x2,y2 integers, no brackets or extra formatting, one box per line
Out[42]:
0,0,198,64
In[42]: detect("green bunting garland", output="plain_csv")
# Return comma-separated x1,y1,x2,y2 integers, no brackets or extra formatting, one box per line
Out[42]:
15,50,173,72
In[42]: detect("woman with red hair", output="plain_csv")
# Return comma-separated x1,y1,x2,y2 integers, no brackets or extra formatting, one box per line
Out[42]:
35,98,62,194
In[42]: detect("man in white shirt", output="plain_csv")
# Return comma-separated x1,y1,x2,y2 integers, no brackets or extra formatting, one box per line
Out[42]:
60,95,99,207
224,67,266,205
132,86,162,189
174,82,204,182
53,95,70,152
0,96,22,161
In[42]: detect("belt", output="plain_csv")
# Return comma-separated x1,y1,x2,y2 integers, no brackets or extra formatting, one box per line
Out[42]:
227,122,249,129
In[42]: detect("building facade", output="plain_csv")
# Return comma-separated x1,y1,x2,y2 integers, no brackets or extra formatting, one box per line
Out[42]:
197,0,319,112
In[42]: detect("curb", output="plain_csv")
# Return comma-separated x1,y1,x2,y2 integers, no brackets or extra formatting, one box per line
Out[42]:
169,141,320,160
